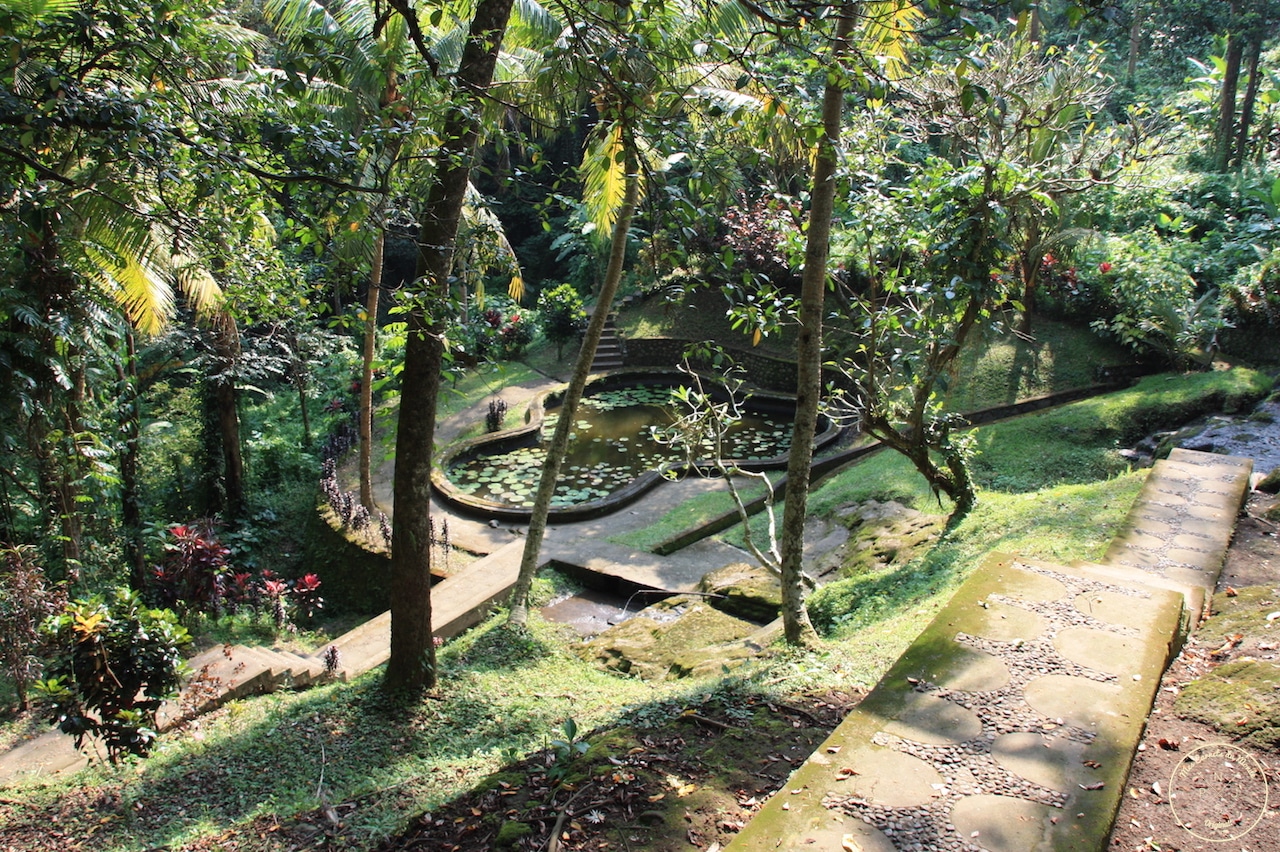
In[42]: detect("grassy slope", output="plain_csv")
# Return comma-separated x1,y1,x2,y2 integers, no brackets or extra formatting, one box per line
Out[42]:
1,322,1272,849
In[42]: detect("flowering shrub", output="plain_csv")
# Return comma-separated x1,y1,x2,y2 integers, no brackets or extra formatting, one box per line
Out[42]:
1080,233,1226,370
456,297,536,362
150,523,322,629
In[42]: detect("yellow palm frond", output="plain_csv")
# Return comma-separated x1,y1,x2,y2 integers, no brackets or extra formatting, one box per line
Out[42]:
174,263,225,321
81,241,173,337
859,1,923,82
581,122,632,237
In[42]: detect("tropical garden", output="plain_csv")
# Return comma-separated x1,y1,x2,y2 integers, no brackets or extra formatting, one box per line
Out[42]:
1,0,1279,848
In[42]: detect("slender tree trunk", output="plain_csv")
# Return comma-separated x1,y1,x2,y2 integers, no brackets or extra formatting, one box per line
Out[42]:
1233,33,1264,168
776,10,855,646
117,328,145,590
1215,8,1244,172
507,148,640,627
360,227,385,511
1018,214,1042,333
386,0,514,695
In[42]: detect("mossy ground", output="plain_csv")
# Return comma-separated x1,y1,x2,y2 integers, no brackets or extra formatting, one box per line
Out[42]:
1174,586,1280,750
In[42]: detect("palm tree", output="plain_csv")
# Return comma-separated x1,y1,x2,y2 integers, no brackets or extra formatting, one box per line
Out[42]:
0,0,249,575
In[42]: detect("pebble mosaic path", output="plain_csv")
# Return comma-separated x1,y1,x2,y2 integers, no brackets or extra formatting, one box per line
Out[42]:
727,449,1253,852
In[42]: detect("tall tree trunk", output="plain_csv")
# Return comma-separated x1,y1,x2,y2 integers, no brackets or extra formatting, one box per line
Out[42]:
209,308,244,521
117,328,145,590
1126,0,1146,83
1017,214,1043,333
1215,7,1244,172
1233,33,1264,168
385,0,514,695
506,148,640,627
777,10,855,647
360,227,385,511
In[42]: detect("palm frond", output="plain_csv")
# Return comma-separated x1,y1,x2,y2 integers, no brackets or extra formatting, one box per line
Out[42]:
77,223,175,337
463,182,525,302
581,123,632,237
858,0,923,82
174,263,224,321
507,0,562,47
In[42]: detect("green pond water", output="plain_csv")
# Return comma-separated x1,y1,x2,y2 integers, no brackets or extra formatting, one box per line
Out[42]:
445,386,794,508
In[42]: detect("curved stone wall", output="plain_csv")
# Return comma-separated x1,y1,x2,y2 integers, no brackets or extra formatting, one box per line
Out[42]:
432,368,840,522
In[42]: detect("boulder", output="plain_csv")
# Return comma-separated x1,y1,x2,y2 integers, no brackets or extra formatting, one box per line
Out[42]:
578,595,772,680
698,562,781,623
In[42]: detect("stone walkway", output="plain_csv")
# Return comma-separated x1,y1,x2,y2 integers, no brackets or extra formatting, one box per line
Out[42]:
726,448,1253,852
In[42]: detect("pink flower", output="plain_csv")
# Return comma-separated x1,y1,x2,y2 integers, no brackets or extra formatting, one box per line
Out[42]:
1098,262,1113,273
295,574,322,592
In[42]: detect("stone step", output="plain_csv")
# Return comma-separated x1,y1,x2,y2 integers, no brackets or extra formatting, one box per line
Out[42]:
325,611,391,679
1101,450,1252,598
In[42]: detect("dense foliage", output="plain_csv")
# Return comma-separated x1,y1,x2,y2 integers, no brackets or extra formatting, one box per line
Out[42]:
37,588,190,762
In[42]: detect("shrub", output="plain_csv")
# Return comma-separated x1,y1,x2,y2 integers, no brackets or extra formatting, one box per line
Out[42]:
152,520,231,615
37,588,190,762
150,522,322,629
1082,233,1227,369
455,296,536,362
537,283,588,360
0,544,66,711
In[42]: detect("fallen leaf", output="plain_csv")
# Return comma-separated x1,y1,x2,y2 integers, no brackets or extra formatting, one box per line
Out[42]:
1210,633,1245,656
1267,611,1280,622
1152,781,1162,796
1157,738,1180,751
1083,760,1101,769
1079,782,1105,791
1225,586,1239,597
840,834,861,852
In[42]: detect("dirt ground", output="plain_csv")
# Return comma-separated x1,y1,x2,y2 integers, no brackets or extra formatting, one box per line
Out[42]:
1107,490,1280,852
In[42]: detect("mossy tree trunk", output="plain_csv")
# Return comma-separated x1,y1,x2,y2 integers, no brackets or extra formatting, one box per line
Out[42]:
506,148,640,627
776,9,855,647
385,0,514,695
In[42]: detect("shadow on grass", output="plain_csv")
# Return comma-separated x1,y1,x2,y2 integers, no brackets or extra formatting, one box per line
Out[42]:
29,618,604,849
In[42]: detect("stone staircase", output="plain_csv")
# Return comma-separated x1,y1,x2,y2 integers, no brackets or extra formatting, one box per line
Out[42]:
726,448,1256,852
589,315,625,371
159,644,330,726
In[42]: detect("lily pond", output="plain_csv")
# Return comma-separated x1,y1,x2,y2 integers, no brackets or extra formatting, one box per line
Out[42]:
445,385,795,508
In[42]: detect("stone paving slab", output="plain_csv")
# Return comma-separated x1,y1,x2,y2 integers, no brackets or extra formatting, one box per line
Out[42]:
726,554,1185,852
1102,451,1252,595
